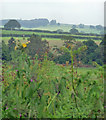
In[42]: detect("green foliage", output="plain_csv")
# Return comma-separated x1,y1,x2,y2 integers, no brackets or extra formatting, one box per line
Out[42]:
4,20,21,29
2,44,104,118
96,25,103,30
69,28,79,34
8,37,16,52
27,34,48,58
2,41,11,61
81,39,104,65
78,24,84,28
49,20,57,25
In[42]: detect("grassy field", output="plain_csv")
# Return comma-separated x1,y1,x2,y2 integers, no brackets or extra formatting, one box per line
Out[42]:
2,30,102,39
21,24,103,34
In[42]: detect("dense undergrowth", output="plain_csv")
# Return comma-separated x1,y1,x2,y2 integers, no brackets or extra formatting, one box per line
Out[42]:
2,43,104,118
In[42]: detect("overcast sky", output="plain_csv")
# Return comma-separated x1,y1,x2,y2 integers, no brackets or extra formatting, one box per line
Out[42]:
0,0,105,25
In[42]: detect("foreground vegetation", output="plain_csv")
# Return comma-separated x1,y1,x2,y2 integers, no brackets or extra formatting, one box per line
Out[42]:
1,25,105,118
2,43,104,118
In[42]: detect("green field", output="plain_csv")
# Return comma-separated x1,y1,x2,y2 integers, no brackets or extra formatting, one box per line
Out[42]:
21,24,103,34
2,29,102,39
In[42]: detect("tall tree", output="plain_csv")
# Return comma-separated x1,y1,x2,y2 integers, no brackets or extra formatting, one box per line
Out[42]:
78,24,84,28
69,28,79,34
4,19,21,29
8,37,16,52
49,20,56,25
27,34,48,58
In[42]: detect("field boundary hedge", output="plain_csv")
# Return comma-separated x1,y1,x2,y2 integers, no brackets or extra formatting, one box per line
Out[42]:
1,34,102,40
1,28,103,36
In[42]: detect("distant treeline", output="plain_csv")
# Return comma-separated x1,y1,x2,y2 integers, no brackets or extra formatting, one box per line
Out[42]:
0,19,59,28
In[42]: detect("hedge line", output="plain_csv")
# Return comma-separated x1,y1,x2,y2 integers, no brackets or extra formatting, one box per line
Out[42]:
1,34,102,40
1,28,103,37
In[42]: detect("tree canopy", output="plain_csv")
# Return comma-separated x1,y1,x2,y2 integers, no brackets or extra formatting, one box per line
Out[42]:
27,34,48,58
69,28,79,34
4,20,21,29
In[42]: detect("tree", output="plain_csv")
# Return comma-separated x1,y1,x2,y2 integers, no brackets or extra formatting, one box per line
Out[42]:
78,24,84,28
57,23,60,26
95,25,103,30
4,19,21,29
8,37,16,52
49,20,56,25
81,39,99,64
27,34,48,58
83,39,98,54
90,25,95,29
72,25,77,29
56,29,63,33
69,28,79,34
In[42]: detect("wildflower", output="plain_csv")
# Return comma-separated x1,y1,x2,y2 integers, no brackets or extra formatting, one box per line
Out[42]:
31,79,33,82
22,43,27,48
28,41,30,43
66,61,69,66
16,70,18,72
35,79,37,82
6,107,8,110
15,46,17,50
26,42,29,44
19,114,22,117
14,108,16,110
57,91,60,95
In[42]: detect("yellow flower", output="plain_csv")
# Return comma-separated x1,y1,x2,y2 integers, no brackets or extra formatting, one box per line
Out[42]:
26,42,29,44
22,43,27,48
15,46,17,50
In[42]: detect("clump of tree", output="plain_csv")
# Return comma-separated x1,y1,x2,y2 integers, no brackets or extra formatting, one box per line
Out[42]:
27,34,48,58
95,25,103,30
72,25,77,29
78,24,84,28
69,28,79,34
49,20,57,25
4,20,21,29
90,25,95,29
2,37,18,61
56,29,63,33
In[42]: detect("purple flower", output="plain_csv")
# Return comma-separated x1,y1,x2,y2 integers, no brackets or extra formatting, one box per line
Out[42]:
6,107,8,110
19,114,22,117
35,79,37,82
30,79,33,82
16,70,18,72
104,106,106,108
57,91,60,95
14,108,16,110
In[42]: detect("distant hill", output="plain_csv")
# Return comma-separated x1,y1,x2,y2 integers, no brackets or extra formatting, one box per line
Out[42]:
0,19,60,28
